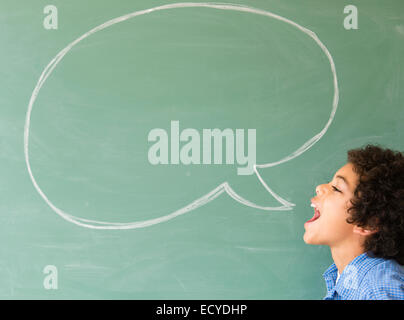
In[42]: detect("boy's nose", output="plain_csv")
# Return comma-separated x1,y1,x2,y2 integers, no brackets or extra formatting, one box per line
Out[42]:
315,185,324,196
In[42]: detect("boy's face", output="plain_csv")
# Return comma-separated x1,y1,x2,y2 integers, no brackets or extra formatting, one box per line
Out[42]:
303,162,360,246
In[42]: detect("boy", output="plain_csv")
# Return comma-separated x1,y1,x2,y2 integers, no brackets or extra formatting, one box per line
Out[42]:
304,144,404,300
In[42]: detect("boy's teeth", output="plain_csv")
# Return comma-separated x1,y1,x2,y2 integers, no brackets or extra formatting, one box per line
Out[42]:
310,203,316,208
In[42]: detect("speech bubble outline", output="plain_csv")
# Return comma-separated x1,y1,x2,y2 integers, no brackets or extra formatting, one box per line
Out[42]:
24,2,339,229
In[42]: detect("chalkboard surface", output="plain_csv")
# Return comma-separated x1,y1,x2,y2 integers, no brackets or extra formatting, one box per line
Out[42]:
1,0,403,299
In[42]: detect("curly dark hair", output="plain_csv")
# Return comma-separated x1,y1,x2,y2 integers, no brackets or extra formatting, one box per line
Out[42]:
346,144,404,265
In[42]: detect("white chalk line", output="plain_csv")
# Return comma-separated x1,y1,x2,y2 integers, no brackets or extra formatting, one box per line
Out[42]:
24,2,338,229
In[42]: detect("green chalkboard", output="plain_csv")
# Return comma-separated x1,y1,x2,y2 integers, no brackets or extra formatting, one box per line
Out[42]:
1,0,403,299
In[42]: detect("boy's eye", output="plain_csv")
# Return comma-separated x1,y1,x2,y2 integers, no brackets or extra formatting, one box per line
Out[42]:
332,186,341,193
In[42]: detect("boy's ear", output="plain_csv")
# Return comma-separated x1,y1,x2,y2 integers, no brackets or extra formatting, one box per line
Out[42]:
353,225,378,236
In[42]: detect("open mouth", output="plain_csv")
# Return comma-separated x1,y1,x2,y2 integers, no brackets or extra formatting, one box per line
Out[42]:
306,205,321,224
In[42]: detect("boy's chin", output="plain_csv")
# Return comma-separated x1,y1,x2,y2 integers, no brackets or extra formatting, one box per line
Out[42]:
303,233,312,244
303,231,321,245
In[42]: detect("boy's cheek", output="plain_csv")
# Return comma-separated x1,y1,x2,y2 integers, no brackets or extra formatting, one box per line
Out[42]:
303,209,354,245
321,216,354,244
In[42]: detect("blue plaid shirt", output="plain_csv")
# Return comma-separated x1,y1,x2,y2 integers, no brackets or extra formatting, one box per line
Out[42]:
323,252,404,300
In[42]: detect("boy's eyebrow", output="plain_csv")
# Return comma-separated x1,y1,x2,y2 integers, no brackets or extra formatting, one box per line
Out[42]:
335,175,350,188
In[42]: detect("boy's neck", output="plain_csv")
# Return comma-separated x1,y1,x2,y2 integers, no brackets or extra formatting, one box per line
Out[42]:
330,242,365,274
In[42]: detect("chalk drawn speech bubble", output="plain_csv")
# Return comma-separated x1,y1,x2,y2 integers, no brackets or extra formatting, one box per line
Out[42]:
24,2,338,229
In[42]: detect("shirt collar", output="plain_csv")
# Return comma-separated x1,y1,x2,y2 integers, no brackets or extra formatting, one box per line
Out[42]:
323,262,338,298
323,252,385,299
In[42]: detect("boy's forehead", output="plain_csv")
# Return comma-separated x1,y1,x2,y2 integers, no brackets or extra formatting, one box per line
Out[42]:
334,163,359,188
338,162,356,174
